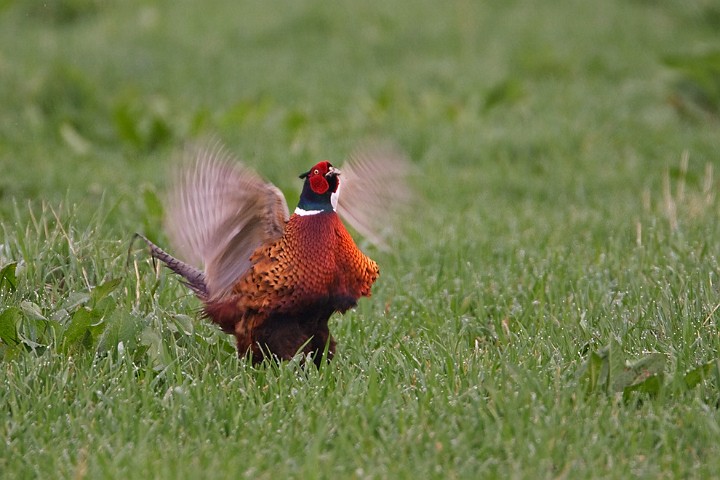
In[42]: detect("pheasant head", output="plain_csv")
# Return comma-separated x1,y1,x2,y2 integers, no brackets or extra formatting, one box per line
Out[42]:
296,161,341,215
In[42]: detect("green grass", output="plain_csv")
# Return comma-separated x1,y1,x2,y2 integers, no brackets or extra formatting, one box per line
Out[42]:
2,0,720,477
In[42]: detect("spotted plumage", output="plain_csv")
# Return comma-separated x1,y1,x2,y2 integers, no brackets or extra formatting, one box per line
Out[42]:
138,142,410,366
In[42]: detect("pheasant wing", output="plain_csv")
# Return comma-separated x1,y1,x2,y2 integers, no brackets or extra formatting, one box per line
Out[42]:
165,144,289,299
337,144,413,249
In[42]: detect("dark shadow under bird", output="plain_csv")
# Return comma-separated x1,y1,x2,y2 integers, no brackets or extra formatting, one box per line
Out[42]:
138,143,411,366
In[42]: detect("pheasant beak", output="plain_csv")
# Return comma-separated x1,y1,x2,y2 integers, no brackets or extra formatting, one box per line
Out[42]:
326,166,340,177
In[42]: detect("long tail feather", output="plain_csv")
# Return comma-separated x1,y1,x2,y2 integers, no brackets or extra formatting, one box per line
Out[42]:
132,233,209,299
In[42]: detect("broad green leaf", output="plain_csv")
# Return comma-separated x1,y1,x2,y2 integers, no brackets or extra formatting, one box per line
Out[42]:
581,346,611,393
0,262,17,292
93,297,116,317
47,320,63,341
20,301,47,321
613,353,666,392
81,329,93,349
91,277,122,305
63,307,98,345
629,353,666,378
0,307,21,344
61,291,91,312
51,308,70,323
578,343,667,396
683,361,717,390
605,340,627,393
578,350,606,394
0,342,22,360
623,373,664,401
140,327,163,350
89,316,108,337
141,326,171,368
116,314,141,346
97,311,140,354
172,314,194,336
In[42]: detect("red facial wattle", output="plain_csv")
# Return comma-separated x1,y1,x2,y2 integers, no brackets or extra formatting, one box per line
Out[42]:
308,161,332,195
310,175,329,194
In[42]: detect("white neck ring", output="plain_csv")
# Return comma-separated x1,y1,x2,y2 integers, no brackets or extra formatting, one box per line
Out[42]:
294,207,322,216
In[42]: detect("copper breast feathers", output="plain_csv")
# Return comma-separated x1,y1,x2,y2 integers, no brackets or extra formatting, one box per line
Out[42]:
234,212,379,316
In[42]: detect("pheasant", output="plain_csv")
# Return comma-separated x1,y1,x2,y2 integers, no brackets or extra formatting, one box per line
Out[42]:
138,143,410,366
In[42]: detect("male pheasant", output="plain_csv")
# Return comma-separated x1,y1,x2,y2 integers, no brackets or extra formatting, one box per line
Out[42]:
139,143,410,366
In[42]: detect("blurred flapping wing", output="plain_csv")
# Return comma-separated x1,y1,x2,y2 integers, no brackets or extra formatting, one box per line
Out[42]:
337,144,413,249
165,144,289,299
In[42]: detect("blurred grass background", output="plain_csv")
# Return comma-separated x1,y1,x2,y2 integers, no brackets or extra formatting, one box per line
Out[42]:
1,0,720,478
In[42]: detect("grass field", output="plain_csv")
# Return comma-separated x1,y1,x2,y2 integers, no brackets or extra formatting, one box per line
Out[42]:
2,0,720,478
